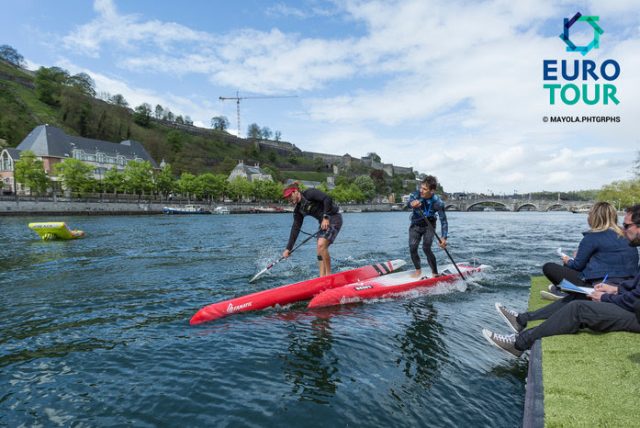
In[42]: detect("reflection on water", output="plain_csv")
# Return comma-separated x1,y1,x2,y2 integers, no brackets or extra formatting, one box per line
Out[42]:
282,317,338,404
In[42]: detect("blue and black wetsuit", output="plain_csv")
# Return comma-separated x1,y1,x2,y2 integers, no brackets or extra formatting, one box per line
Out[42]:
286,189,343,251
406,191,448,273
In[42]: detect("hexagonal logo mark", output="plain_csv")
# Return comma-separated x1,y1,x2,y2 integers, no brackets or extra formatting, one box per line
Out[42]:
559,12,603,56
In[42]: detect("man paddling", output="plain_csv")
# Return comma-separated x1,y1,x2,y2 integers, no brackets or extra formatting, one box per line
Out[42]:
407,175,448,278
282,183,343,277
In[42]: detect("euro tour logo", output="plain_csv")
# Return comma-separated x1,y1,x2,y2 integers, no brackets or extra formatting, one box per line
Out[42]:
543,12,620,105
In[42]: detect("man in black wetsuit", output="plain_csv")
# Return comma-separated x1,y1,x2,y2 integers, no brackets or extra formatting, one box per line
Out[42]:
407,175,448,278
282,183,343,277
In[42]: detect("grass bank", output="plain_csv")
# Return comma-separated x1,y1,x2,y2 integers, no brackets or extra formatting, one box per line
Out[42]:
528,277,640,426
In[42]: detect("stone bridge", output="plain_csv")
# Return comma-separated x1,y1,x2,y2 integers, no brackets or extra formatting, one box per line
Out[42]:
444,198,594,212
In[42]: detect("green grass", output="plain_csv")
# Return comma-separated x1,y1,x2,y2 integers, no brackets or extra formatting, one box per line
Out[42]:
529,277,640,427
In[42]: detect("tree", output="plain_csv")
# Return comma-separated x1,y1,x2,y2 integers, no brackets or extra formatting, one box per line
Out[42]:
155,104,164,119
274,130,282,141
54,158,94,197
109,94,129,108
177,172,198,201
597,179,640,209
354,175,376,200
196,173,226,201
123,160,154,196
167,130,183,153
68,72,96,97
184,115,193,126
164,110,175,122
261,126,272,140
103,167,125,194
155,163,175,198
211,116,229,131
0,45,24,67
14,150,49,195
226,176,252,201
247,123,261,139
35,66,69,106
133,103,152,127
175,115,184,125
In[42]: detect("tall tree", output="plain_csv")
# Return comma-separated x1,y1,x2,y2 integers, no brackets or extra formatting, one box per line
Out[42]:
211,116,229,131
154,104,164,119
109,94,129,108
103,166,125,194
261,126,272,140
123,160,154,196
274,130,282,141
155,163,175,198
0,45,24,67
68,72,96,97
14,150,49,195
35,66,69,106
133,103,152,127
54,158,94,197
247,123,261,139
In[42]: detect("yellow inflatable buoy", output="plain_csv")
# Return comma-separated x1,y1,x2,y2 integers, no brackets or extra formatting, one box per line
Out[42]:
29,222,85,240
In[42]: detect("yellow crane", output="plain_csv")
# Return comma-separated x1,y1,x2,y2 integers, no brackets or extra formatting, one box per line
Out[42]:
219,91,297,138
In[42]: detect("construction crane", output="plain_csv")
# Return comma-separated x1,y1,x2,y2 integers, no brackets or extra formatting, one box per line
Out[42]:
218,91,297,138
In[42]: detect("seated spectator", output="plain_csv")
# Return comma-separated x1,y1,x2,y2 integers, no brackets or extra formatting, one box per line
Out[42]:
542,201,638,300
482,204,640,357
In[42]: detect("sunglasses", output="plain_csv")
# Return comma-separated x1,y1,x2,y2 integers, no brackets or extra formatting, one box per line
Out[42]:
623,223,639,230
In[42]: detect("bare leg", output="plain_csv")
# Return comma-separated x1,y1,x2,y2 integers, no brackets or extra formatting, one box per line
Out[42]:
317,238,331,276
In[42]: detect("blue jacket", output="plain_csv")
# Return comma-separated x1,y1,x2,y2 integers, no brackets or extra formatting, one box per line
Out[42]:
601,271,640,312
406,192,448,238
566,229,639,281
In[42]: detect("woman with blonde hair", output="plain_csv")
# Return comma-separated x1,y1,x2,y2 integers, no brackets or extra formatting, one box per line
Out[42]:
543,201,638,298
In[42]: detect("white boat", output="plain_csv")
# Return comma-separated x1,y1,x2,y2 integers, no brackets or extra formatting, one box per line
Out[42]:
213,206,230,215
163,205,212,214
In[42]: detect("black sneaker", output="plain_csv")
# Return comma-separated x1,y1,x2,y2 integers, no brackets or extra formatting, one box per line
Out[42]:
495,303,523,333
482,329,523,357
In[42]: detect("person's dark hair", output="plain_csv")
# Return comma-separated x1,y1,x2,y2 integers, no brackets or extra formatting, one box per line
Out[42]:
422,175,438,191
625,204,640,224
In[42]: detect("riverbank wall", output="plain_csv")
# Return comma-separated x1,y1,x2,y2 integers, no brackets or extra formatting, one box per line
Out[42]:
0,198,399,216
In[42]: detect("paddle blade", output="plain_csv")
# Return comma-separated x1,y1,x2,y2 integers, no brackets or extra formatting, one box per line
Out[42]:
249,267,270,283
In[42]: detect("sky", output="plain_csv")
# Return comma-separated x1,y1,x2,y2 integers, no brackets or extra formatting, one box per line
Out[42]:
1,0,638,194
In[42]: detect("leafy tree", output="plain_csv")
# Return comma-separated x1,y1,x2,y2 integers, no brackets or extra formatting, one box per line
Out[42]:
14,150,49,195
109,94,129,107
184,115,193,126
227,176,252,201
262,165,282,182
167,130,183,153
211,116,229,131
35,66,69,105
274,130,282,141
164,110,175,122
251,179,280,201
103,166,125,194
123,160,154,196
354,175,376,200
155,163,175,197
0,44,24,67
133,103,152,127
68,72,96,97
597,179,640,209
154,104,164,119
177,172,198,201
54,158,94,197
196,173,226,201
175,115,184,125
247,123,261,139
261,126,272,140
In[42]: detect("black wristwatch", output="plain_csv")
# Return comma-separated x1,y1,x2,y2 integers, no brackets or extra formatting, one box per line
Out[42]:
322,214,330,220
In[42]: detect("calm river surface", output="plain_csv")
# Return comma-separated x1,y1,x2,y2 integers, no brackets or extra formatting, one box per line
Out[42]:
1,211,590,427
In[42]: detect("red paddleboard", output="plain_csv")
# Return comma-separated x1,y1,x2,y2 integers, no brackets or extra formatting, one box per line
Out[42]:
190,259,406,325
307,264,485,309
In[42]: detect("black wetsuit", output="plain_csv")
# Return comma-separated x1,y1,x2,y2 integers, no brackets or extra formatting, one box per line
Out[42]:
286,189,342,251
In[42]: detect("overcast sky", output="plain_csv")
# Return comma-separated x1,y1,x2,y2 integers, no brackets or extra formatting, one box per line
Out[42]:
1,0,638,193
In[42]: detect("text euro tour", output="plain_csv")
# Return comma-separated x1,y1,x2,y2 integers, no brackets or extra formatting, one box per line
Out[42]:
543,59,620,105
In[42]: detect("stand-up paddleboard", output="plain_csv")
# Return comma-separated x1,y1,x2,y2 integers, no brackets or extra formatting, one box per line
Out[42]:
190,259,406,325
29,222,85,240
308,263,486,309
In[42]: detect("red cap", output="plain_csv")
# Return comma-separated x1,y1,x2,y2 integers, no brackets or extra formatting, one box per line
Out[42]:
283,185,298,198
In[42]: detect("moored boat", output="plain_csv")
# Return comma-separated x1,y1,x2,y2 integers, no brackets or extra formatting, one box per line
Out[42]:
163,205,212,214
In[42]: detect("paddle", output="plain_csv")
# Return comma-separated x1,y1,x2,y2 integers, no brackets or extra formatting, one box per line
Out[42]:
414,207,466,281
249,230,321,283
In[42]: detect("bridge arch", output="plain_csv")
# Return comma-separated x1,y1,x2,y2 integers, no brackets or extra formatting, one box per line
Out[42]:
546,204,568,212
516,203,538,212
466,201,509,212
445,204,461,211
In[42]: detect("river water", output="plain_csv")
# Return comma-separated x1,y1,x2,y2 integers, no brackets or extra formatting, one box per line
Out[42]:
0,211,589,427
